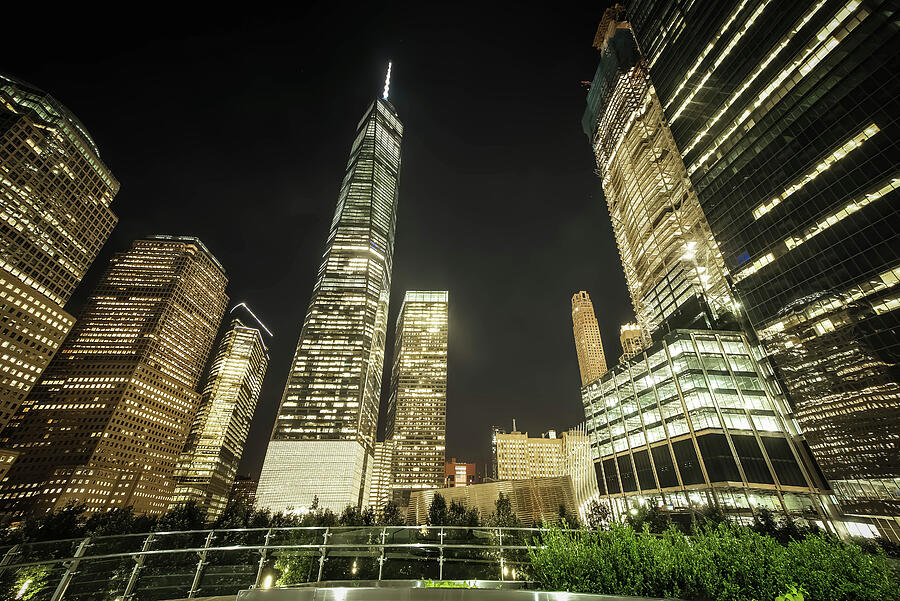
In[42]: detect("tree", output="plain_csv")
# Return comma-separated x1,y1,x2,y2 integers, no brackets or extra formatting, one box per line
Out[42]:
557,504,581,529
379,501,404,526
487,492,520,528
625,499,669,534
446,500,479,527
427,494,448,526
585,499,611,530
339,505,374,526
156,501,205,532
85,506,144,537
21,501,86,542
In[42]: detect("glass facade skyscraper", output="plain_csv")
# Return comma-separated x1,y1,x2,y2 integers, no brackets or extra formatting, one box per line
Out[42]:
0,74,119,433
171,306,270,519
624,0,900,534
256,97,403,513
572,291,608,386
580,9,834,528
0,236,227,516
383,291,448,506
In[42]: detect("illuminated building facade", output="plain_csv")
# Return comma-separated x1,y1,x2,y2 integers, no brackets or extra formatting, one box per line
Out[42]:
384,291,448,505
489,425,505,481
366,439,395,512
445,458,477,487
257,95,403,513
230,475,258,508
494,428,599,520
620,323,647,361
582,330,831,523
571,291,608,386
623,0,900,532
0,236,227,515
171,305,270,519
581,9,834,528
408,476,580,527
583,9,736,339
0,74,119,430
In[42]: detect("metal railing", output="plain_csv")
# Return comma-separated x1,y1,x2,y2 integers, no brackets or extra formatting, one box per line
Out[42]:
0,525,549,601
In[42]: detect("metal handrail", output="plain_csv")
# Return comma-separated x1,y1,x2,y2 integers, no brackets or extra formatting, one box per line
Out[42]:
0,525,553,600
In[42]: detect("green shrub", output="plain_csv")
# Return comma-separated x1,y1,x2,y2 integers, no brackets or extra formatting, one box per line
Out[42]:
528,523,899,601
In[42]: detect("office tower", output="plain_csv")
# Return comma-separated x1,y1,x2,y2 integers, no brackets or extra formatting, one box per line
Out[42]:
230,475,259,508
571,291,609,385
620,323,646,361
257,90,403,513
170,304,270,519
367,440,395,511
0,236,227,515
445,458,477,487
621,0,900,533
583,9,736,339
493,427,599,519
0,74,119,430
384,291,449,505
580,10,835,528
489,426,505,481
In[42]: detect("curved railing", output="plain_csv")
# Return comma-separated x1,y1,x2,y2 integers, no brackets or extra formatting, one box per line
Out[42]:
0,525,550,600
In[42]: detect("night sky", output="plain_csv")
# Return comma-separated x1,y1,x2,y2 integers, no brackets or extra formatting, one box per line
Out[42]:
5,3,632,476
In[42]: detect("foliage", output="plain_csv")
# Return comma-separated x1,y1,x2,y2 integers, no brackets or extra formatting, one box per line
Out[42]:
776,584,806,601
427,494,448,526
155,500,205,532
691,504,729,532
380,501,405,526
585,499,611,530
423,579,475,588
528,522,899,601
11,565,51,601
486,492,520,528
750,508,820,545
624,499,670,534
557,503,581,529
339,505,375,526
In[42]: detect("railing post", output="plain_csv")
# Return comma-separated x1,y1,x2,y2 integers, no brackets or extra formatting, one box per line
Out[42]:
0,543,20,576
187,530,215,598
50,536,91,601
254,528,273,588
438,527,445,581
317,528,330,583
123,533,155,600
498,527,504,582
377,528,386,581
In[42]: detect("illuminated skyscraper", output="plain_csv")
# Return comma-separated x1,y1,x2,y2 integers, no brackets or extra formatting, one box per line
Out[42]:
384,291,448,505
622,0,900,535
0,74,119,431
619,323,646,361
580,9,835,528
257,91,403,513
170,304,270,519
0,236,227,515
366,439,395,512
572,291,608,386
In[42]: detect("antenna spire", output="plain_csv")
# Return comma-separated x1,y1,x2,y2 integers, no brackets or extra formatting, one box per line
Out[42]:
382,61,392,100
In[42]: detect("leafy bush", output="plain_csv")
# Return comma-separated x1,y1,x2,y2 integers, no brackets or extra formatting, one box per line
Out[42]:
528,523,899,601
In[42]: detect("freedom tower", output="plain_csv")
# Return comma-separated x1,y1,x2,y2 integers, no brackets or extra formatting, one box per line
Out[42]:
257,68,403,512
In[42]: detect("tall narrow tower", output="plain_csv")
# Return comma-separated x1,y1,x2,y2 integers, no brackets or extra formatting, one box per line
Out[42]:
571,291,608,386
0,236,228,515
171,304,270,519
257,79,403,513
384,291,448,506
